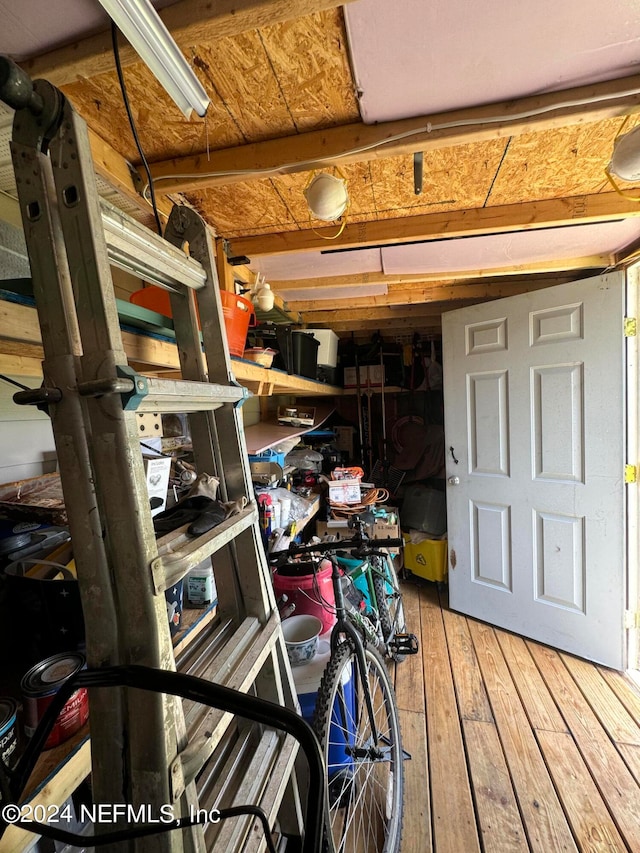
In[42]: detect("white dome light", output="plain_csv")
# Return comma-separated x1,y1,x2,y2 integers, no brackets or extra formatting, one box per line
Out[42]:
608,126,640,182
304,172,349,221
254,281,275,312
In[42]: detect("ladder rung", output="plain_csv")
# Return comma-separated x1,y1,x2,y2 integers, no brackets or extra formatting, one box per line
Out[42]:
101,198,207,293
175,617,235,675
183,617,263,728
136,376,247,413
156,505,258,591
240,734,299,853
179,613,281,785
207,731,298,853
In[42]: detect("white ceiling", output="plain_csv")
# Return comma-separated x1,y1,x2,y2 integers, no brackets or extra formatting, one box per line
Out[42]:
0,0,175,61
345,0,640,122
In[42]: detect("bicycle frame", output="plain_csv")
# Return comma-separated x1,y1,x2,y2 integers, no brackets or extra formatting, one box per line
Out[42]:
327,555,385,751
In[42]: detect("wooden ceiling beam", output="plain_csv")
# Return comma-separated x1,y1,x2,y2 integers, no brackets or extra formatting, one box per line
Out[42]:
300,302,469,324
229,192,640,257
332,316,448,333
146,75,640,194
21,0,352,86
87,128,174,221
288,276,577,313
271,256,610,292
335,325,442,341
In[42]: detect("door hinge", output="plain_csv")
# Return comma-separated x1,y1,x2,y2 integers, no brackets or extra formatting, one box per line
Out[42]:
625,464,637,484
624,317,637,337
624,610,640,630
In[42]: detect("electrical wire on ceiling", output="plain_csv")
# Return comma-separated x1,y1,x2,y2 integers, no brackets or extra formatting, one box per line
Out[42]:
141,83,640,202
111,22,164,236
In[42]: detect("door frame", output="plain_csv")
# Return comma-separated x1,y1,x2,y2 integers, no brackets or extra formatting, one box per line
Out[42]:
626,263,640,673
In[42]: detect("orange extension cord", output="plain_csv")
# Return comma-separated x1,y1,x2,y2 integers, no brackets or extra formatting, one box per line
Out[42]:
329,487,390,519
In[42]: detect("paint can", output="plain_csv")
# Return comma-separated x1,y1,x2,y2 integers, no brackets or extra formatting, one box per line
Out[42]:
0,698,18,770
21,653,89,749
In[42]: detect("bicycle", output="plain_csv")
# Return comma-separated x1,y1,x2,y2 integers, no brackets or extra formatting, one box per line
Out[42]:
271,532,418,852
332,514,416,662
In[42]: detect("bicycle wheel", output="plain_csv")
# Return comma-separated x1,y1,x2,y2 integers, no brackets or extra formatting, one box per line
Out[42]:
313,640,404,852
373,559,407,661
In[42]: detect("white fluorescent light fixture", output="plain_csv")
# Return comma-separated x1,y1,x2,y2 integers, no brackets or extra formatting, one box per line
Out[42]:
98,0,210,118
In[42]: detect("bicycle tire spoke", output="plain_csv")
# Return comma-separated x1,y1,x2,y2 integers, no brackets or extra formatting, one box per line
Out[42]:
314,641,403,852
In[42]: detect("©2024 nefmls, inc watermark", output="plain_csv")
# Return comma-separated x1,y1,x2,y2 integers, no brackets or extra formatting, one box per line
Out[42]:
2,802,221,826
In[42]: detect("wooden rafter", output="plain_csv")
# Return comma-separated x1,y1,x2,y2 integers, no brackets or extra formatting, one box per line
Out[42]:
88,128,173,221
145,75,640,194
271,257,610,292
229,192,640,257
21,0,353,87
289,276,577,314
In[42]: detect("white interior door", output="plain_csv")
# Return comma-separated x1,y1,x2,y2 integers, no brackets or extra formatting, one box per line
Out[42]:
442,272,627,669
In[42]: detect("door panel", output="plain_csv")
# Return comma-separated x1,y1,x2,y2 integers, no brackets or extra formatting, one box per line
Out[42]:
443,273,626,668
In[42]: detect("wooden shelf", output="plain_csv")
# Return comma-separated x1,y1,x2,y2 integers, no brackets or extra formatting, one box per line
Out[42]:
0,294,342,397
232,360,342,397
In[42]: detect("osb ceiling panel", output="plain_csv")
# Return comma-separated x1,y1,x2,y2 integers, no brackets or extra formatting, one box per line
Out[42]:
488,115,640,206
184,118,626,239
61,9,358,165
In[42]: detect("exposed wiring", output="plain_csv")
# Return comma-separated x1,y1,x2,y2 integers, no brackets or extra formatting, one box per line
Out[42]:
111,23,164,237
142,84,640,200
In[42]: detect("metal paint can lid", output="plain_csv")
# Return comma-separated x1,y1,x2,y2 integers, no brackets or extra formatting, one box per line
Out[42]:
21,653,86,697
0,698,17,734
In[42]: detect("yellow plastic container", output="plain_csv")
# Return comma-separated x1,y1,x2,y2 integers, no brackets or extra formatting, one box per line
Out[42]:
403,534,448,583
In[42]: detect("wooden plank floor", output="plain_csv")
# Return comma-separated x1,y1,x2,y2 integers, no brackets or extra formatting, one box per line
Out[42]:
394,580,640,853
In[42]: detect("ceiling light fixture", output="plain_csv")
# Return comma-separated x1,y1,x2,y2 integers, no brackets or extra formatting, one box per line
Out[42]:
304,172,349,221
97,0,210,118
303,170,350,240
607,125,640,182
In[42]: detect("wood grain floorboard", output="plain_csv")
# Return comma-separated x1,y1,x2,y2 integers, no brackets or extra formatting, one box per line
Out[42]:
396,580,640,852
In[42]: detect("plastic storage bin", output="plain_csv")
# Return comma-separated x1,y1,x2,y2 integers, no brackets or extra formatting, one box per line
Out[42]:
306,329,339,367
291,331,320,379
400,485,447,536
248,448,286,467
403,535,448,582
292,636,355,774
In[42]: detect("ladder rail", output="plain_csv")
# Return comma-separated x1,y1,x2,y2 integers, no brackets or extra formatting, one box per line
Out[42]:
3,56,307,853
9,105,126,813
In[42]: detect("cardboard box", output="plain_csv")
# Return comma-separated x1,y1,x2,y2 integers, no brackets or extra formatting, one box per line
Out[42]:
328,478,361,505
334,426,355,458
316,509,400,542
343,364,385,388
143,455,172,517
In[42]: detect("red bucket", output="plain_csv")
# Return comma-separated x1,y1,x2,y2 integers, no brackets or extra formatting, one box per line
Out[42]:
129,287,256,357
272,560,336,634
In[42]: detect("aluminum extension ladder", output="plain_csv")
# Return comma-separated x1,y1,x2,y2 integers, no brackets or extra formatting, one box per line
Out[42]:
1,60,303,852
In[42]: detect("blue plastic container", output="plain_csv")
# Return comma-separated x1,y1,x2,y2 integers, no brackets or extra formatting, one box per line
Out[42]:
248,448,286,467
293,640,355,776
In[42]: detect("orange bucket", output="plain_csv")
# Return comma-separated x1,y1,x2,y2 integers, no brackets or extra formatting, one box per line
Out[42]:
130,286,256,357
